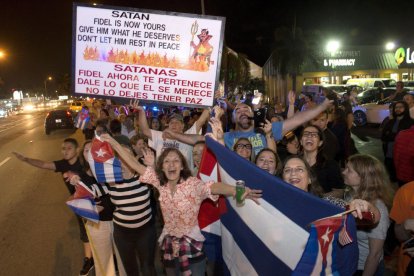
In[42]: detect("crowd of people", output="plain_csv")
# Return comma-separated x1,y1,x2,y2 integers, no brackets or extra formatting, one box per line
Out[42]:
12,86,414,275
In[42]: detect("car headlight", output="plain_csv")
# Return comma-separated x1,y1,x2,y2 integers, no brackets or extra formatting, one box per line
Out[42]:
24,105,35,111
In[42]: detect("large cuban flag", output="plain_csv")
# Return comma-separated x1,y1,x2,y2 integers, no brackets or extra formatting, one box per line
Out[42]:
201,137,358,276
87,138,123,183
198,147,227,267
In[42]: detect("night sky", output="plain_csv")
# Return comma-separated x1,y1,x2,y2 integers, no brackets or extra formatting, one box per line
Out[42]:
1,0,414,95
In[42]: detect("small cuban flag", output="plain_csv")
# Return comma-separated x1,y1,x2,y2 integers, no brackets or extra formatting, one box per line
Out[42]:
293,212,353,276
66,180,99,223
75,107,90,130
87,138,123,183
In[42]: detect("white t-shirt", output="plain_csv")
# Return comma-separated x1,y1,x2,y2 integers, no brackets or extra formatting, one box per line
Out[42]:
149,123,199,170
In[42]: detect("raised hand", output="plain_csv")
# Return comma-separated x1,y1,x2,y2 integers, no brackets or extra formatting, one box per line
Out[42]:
128,99,143,112
208,117,224,141
321,98,334,110
100,133,117,146
142,148,155,167
288,90,296,106
260,119,272,135
213,105,224,119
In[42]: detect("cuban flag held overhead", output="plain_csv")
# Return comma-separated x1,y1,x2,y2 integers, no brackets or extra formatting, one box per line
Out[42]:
87,138,123,183
202,137,358,276
75,107,90,130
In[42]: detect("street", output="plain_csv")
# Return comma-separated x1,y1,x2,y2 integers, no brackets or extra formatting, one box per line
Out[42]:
0,110,82,275
0,109,386,275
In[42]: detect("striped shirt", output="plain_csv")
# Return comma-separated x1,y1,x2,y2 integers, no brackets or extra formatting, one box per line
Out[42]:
108,175,153,229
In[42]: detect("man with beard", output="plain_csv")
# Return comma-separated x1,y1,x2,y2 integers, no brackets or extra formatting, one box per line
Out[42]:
224,98,333,155
388,81,407,102
381,101,414,182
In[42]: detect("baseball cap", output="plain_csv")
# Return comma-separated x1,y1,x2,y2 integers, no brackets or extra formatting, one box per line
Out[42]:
168,113,184,123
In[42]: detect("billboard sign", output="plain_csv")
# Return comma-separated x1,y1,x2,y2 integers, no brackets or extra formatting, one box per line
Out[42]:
72,3,225,107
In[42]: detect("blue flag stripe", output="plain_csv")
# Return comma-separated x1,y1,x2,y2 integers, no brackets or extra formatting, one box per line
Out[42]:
221,200,292,276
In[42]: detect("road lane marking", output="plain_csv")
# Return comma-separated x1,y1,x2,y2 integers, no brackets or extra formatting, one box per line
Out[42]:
0,157,11,167
0,115,44,133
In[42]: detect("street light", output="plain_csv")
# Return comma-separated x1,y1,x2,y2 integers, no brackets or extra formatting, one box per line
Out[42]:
326,40,340,55
385,42,395,51
326,40,340,84
0,50,5,59
44,76,52,98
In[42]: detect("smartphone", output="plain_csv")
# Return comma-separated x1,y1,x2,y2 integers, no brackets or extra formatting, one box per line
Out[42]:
254,108,267,127
252,93,262,105
403,238,414,249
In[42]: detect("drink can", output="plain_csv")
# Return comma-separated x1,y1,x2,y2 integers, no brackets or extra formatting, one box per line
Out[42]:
235,180,246,207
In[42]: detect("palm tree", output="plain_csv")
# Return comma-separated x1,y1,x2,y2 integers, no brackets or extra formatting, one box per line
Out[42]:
56,73,71,96
220,46,251,95
271,25,320,92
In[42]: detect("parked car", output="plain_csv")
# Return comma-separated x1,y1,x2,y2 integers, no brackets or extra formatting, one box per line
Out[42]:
323,84,347,96
346,78,396,90
403,81,414,90
352,103,391,126
356,88,395,104
44,109,75,135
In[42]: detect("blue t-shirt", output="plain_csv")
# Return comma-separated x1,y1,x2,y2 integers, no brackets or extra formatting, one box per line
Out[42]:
224,122,283,155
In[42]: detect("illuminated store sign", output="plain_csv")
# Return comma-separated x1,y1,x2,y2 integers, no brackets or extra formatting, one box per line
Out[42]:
395,47,414,65
323,58,356,68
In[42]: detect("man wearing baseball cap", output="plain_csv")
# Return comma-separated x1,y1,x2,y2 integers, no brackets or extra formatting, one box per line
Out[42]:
135,103,210,170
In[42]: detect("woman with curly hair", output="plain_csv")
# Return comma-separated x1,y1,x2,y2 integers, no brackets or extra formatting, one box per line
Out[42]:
342,154,394,276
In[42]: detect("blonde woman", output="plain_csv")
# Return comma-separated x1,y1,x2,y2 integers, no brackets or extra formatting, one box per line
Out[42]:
342,154,394,276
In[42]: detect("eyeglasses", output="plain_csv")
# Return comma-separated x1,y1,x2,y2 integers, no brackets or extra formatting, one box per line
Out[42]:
236,143,252,150
283,167,305,175
302,131,319,138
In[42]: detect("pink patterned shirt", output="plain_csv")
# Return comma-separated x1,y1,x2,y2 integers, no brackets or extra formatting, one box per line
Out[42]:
140,167,218,242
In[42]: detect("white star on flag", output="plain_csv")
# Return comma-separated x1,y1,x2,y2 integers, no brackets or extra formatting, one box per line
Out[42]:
199,163,219,182
95,148,107,158
321,227,332,247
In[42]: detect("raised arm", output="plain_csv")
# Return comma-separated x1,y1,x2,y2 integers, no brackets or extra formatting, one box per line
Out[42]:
194,108,211,134
287,90,296,119
282,98,332,135
13,152,56,170
163,129,205,145
262,119,276,152
100,134,149,175
128,99,152,139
